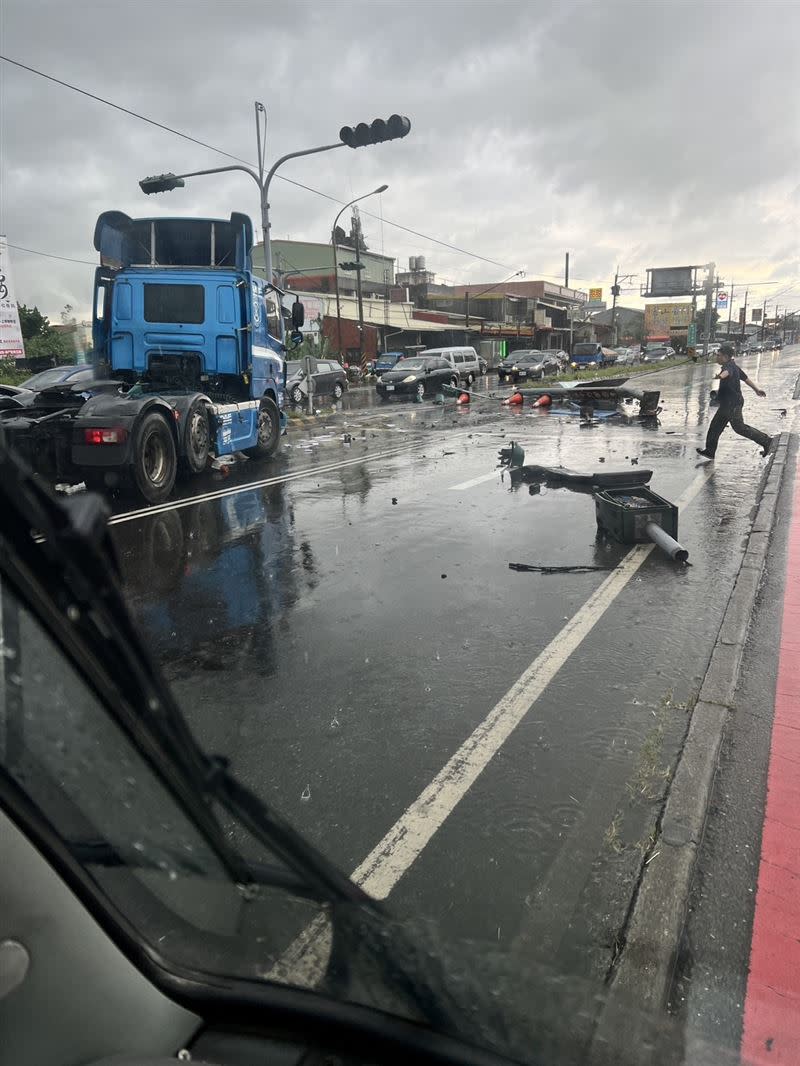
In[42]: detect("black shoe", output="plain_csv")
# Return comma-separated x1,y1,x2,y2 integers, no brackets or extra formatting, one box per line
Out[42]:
762,437,775,457
696,448,714,459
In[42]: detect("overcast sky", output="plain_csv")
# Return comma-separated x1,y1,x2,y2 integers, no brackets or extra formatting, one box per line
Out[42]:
1,0,798,322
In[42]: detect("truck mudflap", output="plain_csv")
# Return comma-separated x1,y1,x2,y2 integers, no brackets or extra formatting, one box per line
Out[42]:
210,400,261,455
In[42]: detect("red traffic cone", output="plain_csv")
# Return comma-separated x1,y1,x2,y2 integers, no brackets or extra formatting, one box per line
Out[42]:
457,391,470,405
533,394,552,408
507,392,523,406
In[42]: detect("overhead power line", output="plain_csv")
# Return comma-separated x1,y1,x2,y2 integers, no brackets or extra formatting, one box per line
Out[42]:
5,242,95,266
0,54,522,274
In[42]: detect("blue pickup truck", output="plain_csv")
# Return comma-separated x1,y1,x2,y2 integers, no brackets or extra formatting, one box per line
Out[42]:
569,342,617,370
0,211,303,503
373,350,405,375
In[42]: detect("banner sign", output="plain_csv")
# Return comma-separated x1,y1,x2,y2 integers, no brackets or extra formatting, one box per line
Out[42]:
0,238,25,360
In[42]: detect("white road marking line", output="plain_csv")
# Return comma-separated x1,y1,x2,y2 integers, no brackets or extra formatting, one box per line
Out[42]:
108,441,428,525
448,470,501,491
273,464,715,981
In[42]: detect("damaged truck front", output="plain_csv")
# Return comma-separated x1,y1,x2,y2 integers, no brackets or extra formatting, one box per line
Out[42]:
0,211,303,503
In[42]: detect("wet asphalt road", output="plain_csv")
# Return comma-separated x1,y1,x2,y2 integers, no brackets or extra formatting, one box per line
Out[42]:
111,349,799,1025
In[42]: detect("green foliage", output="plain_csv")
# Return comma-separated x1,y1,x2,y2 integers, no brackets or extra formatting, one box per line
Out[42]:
0,359,30,385
17,303,50,340
24,330,75,365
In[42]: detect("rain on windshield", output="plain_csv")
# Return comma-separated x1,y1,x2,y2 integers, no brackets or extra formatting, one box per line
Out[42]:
1,1,799,1064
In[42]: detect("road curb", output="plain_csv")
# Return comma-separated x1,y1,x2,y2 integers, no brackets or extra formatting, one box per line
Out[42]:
591,431,793,1055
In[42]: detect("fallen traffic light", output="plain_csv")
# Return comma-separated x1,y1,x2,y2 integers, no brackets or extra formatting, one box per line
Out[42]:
339,115,411,149
139,173,186,194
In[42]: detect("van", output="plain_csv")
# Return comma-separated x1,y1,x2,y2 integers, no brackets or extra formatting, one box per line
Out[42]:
421,346,481,383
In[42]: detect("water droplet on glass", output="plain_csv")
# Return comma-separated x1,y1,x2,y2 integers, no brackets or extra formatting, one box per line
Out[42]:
434,652,441,662
304,650,309,664
67,605,80,622
364,657,370,664
424,686,432,693
330,715,340,729
301,784,311,802
168,870,178,882
8,673,21,686
133,841,145,853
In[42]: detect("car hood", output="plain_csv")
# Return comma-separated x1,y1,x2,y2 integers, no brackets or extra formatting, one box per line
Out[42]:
380,367,426,381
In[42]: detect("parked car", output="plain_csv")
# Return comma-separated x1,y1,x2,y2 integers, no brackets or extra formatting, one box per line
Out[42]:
286,357,348,404
743,341,765,355
373,350,405,376
20,364,97,391
614,347,638,365
498,350,560,383
375,355,458,401
421,346,481,384
641,345,675,363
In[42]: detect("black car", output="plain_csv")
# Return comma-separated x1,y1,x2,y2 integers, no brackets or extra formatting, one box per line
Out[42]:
286,357,348,405
497,350,561,384
20,364,97,391
375,356,458,401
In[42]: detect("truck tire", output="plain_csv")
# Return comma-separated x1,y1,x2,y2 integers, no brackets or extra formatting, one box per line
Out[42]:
244,396,281,460
182,399,210,474
131,411,177,504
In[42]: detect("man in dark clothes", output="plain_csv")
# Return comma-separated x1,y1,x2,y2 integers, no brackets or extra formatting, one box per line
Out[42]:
696,344,773,459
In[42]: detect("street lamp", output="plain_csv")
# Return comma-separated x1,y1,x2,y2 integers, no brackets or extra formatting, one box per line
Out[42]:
140,106,406,296
331,184,388,361
465,270,525,330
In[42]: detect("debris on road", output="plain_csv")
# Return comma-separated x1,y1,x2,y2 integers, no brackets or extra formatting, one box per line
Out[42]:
509,563,618,574
594,486,689,563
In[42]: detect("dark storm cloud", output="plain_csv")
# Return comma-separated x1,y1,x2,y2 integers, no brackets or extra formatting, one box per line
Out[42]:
1,0,797,317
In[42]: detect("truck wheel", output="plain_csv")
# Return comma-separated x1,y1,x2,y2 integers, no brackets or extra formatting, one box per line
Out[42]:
244,396,280,460
182,400,210,474
131,411,177,504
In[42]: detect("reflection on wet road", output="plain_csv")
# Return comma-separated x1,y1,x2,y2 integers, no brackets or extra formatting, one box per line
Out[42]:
113,349,798,998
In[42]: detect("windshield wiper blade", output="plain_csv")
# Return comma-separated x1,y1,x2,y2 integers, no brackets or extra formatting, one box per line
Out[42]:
0,431,372,909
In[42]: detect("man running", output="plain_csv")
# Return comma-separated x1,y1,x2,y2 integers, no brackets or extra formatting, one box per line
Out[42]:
696,343,773,459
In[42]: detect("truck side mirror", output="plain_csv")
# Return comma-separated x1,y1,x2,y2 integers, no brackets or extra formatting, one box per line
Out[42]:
291,299,305,329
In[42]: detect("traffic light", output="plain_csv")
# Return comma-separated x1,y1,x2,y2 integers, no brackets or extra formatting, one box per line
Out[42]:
139,173,186,194
339,115,411,149
339,261,365,271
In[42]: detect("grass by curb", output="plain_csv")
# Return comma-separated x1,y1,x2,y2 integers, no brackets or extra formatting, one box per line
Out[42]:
590,432,792,1059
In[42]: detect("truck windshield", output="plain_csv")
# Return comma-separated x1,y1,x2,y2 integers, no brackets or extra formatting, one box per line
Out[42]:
143,283,205,324
572,343,599,356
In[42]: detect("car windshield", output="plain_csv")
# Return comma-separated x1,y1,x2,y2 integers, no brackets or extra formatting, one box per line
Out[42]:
2,4,798,1065
20,367,74,389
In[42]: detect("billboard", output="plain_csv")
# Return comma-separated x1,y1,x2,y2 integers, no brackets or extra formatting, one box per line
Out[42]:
0,238,25,360
589,287,603,301
644,302,694,336
717,291,729,310
648,267,694,297
752,308,762,322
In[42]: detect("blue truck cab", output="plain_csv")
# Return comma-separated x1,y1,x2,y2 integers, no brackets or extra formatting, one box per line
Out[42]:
0,211,303,504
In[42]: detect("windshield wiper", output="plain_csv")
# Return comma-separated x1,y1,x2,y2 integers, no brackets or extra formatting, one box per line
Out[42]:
0,429,373,910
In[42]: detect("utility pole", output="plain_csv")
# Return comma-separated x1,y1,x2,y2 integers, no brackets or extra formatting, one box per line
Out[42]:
610,265,619,346
740,288,748,346
760,300,767,342
353,211,366,370
726,282,734,337
701,263,715,359
564,252,569,289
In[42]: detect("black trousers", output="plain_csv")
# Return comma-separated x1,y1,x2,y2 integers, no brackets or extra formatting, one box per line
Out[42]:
705,402,771,456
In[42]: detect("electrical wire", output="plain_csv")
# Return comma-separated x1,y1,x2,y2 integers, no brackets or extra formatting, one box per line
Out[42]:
0,54,522,274
4,242,95,266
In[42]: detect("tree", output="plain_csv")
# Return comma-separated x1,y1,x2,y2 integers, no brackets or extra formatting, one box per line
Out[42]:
24,330,74,365
17,303,50,340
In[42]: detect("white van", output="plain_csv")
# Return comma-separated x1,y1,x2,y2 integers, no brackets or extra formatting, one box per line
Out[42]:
421,346,481,384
